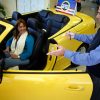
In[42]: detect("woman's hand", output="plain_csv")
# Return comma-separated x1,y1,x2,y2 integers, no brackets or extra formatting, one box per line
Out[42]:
65,31,75,40
47,45,66,56
10,53,19,59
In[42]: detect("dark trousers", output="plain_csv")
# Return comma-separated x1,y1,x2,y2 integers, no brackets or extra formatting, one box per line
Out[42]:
96,0,100,5
0,52,29,70
90,74,100,100
77,2,81,12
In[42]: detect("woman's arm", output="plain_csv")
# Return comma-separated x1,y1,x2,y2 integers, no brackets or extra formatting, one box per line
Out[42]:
5,37,13,52
20,35,34,60
6,37,13,47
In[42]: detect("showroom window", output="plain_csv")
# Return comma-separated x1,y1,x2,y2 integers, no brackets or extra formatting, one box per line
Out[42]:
0,0,57,17
17,0,50,13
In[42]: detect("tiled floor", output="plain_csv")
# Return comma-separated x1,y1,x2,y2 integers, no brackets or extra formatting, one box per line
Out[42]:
69,0,99,71
81,0,99,28
81,0,97,18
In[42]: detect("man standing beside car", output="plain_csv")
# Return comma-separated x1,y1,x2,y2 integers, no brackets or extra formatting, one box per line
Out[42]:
76,0,81,11
47,6,100,100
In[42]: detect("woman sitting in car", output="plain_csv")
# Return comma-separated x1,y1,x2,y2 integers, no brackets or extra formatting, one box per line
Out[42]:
1,19,34,69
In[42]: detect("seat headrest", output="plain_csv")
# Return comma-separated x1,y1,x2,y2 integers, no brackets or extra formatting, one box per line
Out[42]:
12,11,22,20
27,18,39,29
39,10,51,18
50,14,68,23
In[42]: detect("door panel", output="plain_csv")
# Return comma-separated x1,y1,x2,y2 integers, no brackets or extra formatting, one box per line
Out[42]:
0,71,93,100
44,44,57,70
53,33,82,70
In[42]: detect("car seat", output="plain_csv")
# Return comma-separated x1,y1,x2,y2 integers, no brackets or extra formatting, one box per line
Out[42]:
27,18,40,35
10,11,22,26
46,14,70,37
37,10,53,29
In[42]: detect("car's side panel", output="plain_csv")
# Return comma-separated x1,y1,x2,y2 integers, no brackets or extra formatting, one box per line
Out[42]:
44,44,57,70
53,36,82,70
0,71,93,100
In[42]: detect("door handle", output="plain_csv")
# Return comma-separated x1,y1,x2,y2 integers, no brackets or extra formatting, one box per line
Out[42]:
66,85,84,91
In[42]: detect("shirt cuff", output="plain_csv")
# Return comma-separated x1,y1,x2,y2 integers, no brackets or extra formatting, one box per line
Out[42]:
64,50,75,59
74,34,78,39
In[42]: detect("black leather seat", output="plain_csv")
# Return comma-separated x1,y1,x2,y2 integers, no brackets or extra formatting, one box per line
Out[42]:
37,10,53,29
27,18,40,35
10,11,22,26
46,14,70,37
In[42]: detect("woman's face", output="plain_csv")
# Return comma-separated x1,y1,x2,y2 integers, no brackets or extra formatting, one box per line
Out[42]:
18,23,27,34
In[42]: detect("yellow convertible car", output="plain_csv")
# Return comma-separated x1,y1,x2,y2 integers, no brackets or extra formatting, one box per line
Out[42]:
0,9,96,100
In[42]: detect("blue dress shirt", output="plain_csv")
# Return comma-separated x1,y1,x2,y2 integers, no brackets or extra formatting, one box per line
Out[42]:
64,33,100,66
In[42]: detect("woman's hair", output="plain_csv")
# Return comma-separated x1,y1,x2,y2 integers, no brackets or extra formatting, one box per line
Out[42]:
13,18,28,39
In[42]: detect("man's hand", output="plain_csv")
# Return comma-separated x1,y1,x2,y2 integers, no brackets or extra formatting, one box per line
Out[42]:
10,53,18,59
47,45,66,56
65,31,75,40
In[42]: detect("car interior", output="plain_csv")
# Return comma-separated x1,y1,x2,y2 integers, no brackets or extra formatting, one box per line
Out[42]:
9,9,70,37
0,10,70,70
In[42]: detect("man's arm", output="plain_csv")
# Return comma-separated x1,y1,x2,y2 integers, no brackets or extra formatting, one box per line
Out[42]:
47,45,100,66
64,45,100,66
74,34,95,44
66,32,95,44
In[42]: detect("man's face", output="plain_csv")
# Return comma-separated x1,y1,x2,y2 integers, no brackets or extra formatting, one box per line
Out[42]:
96,6,100,22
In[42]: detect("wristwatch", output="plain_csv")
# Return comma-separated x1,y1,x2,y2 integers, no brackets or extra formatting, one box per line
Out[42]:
18,55,20,58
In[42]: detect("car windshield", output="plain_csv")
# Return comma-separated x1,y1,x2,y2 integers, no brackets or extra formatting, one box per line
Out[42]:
0,24,6,35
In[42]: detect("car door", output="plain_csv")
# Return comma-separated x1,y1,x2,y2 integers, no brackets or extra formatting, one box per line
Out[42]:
0,70,93,100
49,12,96,70
44,43,57,70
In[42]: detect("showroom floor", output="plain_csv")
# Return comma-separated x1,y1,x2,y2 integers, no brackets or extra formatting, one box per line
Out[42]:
81,0,99,28
68,0,99,71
